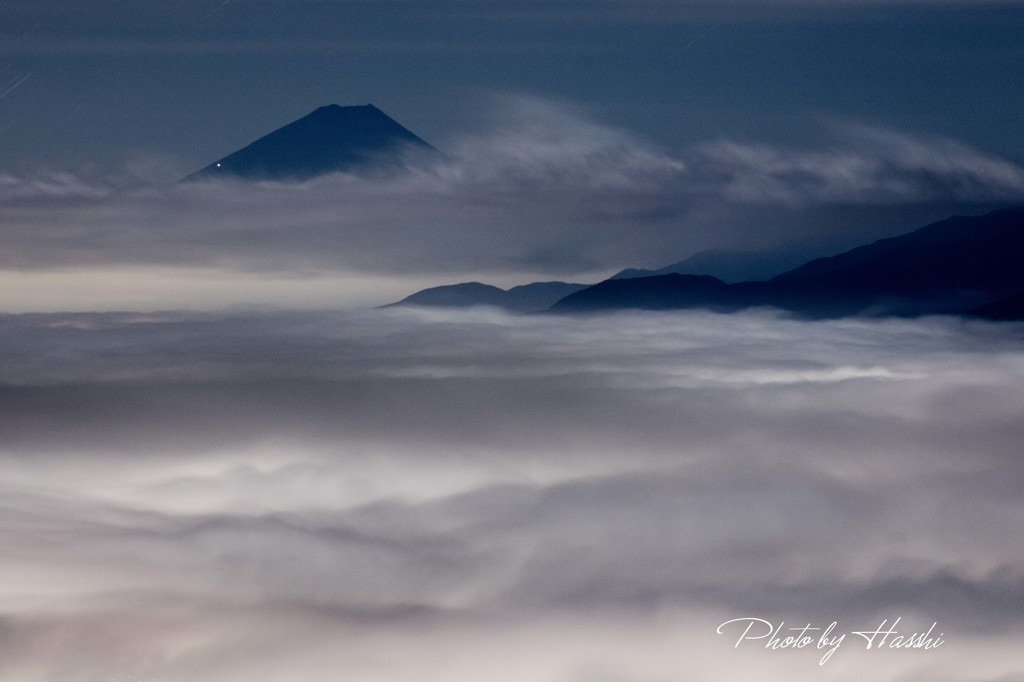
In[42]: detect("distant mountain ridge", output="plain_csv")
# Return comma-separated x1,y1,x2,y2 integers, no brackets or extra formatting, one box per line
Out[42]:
386,281,588,313
611,248,809,284
189,104,441,181
551,208,1024,318
388,208,1024,319
969,293,1024,321
389,249,805,313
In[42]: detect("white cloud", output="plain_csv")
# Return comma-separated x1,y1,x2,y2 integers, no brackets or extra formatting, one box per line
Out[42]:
0,307,1022,679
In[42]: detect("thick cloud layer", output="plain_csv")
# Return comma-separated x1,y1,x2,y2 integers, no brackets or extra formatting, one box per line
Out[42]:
1,98,1022,311
0,306,1022,680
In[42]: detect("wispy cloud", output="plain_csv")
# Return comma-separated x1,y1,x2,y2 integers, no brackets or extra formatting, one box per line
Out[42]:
0,97,1020,311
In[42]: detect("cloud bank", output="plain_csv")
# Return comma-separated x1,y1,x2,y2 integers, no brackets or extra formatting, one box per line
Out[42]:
1,97,1022,311
0,306,1022,680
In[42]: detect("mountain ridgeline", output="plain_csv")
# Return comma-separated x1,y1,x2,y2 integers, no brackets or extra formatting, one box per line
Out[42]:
386,282,589,314
395,208,1024,320
189,104,441,181
609,248,809,284
551,208,1024,318
181,104,1023,320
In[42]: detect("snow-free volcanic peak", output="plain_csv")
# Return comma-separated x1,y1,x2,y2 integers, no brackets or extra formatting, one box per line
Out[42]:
190,103,441,181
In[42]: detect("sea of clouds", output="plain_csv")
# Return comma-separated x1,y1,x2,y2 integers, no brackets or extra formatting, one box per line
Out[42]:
1,95,1023,680
0,306,1022,681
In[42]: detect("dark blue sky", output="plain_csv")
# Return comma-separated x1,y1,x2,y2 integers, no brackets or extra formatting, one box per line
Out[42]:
2,0,1023,172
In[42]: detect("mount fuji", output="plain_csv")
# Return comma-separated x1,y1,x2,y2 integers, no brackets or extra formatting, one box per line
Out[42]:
190,103,441,181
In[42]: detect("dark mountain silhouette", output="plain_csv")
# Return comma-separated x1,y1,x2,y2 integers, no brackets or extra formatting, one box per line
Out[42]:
551,275,732,313
551,208,1024,318
611,248,809,284
387,281,588,313
387,282,508,309
762,207,1024,316
189,104,441,181
968,293,1024,321
502,282,591,312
